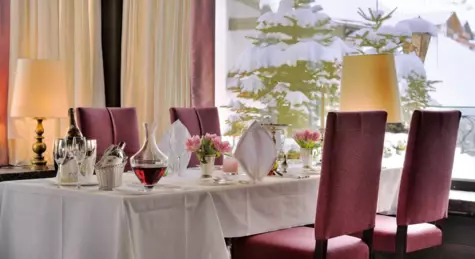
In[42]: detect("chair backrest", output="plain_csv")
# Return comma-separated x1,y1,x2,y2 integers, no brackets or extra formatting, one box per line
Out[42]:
396,110,461,226
169,107,222,167
76,107,140,170
315,111,387,240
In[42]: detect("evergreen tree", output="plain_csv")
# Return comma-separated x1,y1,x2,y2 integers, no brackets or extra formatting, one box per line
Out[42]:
224,0,345,136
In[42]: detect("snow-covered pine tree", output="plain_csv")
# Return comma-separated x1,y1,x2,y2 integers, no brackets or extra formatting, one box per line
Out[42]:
347,8,437,125
224,0,346,136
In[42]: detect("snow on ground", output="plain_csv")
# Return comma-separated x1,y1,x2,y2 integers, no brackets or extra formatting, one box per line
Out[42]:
425,34,475,106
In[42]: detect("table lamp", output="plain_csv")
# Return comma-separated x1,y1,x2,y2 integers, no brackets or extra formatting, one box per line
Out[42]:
339,54,402,123
10,59,69,169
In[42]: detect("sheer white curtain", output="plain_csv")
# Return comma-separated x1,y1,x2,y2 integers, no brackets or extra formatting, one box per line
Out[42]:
8,0,104,164
122,0,191,139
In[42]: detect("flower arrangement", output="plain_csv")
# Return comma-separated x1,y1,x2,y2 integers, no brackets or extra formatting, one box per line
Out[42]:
186,133,232,163
293,129,322,149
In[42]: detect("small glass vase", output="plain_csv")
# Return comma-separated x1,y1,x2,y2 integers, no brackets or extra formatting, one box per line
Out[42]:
200,155,216,178
130,123,168,192
300,148,313,169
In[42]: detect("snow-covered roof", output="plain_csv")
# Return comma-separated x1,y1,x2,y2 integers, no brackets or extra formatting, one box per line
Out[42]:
425,34,475,106
389,11,455,26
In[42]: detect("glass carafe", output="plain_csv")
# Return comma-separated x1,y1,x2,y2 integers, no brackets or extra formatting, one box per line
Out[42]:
130,123,168,192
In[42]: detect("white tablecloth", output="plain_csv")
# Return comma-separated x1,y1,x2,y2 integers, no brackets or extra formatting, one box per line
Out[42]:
0,167,402,259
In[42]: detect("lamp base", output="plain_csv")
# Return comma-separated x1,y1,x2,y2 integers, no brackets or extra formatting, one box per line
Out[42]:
31,117,47,169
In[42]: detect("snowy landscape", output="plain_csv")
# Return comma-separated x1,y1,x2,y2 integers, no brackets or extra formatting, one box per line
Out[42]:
216,0,475,180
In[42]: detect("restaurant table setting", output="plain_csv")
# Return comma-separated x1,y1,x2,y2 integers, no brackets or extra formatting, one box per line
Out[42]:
0,120,404,259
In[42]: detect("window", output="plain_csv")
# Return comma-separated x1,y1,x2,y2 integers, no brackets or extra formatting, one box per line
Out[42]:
216,0,475,180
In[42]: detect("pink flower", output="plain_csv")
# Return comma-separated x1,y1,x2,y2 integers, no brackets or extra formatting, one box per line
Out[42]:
215,140,232,153
304,129,312,141
294,130,306,141
310,131,321,142
204,133,217,141
186,135,201,152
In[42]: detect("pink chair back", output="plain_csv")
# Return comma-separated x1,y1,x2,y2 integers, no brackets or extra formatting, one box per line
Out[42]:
315,111,387,240
169,107,222,167
76,107,140,170
396,110,461,226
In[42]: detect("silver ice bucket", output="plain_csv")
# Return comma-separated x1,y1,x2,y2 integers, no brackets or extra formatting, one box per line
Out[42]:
95,162,126,191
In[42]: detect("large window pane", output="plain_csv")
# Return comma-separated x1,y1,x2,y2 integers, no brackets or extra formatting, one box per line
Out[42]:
215,0,475,179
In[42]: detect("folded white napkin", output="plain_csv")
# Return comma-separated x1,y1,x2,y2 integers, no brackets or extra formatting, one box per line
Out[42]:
158,120,192,175
234,121,276,182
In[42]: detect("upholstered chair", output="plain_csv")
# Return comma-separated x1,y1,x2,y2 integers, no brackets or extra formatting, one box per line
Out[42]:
373,110,461,258
76,107,140,171
232,111,388,259
169,107,222,167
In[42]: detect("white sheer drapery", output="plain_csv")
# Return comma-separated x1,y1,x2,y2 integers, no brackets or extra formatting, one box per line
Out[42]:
122,0,191,139
8,0,105,164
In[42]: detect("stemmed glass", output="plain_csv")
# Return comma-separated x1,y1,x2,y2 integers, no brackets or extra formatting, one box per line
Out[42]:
84,139,97,182
169,128,186,176
70,137,87,189
53,138,68,185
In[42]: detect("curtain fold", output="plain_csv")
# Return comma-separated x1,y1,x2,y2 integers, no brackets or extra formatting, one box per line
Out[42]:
191,0,215,108
0,0,9,165
8,0,105,165
121,0,191,139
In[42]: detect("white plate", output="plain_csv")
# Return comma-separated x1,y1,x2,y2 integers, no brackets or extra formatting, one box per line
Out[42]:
50,179,99,186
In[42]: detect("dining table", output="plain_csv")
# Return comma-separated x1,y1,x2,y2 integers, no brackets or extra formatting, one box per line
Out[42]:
0,166,403,259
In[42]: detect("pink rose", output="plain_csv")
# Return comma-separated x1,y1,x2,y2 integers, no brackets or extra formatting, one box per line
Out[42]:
186,135,201,152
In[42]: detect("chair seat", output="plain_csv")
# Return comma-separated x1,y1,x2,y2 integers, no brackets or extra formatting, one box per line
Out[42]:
233,227,369,259
373,215,443,253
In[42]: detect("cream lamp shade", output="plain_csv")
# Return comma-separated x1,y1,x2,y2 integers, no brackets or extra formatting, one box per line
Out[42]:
10,59,68,118
339,54,402,123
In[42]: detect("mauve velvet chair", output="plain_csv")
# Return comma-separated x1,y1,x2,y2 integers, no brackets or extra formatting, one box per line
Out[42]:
373,110,461,258
169,107,222,167
76,107,141,171
232,111,388,259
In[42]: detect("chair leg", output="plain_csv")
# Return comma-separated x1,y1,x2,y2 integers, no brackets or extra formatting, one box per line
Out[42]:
395,226,408,259
362,228,375,259
314,240,328,259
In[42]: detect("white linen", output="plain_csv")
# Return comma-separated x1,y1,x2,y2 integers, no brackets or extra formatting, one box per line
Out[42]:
0,167,403,259
158,120,192,175
234,121,276,182
0,177,227,259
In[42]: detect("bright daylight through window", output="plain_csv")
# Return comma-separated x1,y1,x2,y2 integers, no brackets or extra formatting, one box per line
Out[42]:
215,0,475,180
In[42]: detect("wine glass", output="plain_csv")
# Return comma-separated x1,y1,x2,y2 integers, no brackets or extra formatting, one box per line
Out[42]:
53,138,68,185
84,139,97,182
169,128,186,177
70,137,87,189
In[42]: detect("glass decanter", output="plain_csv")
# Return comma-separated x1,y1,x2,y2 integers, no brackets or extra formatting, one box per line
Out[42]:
130,123,168,192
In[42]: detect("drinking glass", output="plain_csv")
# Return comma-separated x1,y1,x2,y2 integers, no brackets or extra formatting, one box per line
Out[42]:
169,128,186,176
70,137,87,189
84,139,97,182
53,138,68,184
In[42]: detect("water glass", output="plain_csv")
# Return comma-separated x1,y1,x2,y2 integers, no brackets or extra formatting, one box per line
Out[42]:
53,138,68,183
70,137,87,188
169,128,185,176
